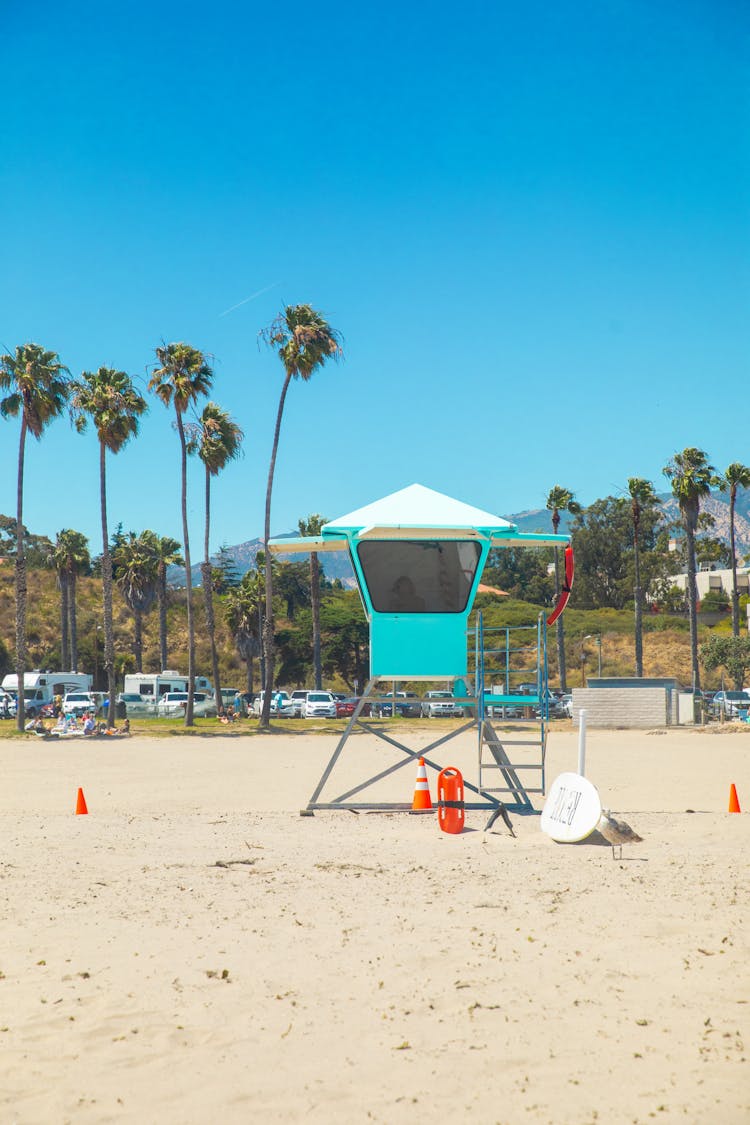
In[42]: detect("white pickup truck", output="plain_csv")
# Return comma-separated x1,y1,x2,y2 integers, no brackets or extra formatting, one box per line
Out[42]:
62,691,99,717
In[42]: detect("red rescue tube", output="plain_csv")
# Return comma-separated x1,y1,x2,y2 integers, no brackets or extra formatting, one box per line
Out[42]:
437,767,465,834
546,545,575,627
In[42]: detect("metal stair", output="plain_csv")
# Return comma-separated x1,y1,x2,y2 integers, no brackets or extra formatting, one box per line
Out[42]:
470,613,549,810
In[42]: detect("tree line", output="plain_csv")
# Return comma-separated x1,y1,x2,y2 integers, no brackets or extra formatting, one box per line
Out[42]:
2,326,749,729
0,306,341,731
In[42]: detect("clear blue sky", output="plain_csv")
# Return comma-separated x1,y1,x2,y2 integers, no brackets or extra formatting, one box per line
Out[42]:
2,0,748,557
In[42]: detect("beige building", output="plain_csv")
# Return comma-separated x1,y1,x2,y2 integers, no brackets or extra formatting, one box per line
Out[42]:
668,565,750,600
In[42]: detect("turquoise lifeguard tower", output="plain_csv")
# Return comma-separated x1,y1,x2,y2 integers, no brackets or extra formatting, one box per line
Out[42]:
269,484,572,815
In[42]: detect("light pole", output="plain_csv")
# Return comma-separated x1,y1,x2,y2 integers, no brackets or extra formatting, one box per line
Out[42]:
583,634,602,678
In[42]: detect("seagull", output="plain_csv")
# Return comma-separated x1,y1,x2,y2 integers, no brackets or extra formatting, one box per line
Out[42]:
484,804,515,837
597,809,643,859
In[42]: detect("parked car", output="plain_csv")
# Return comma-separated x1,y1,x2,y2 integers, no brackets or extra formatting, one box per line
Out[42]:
156,691,218,718
290,689,310,718
710,690,750,718
335,696,358,718
304,691,337,719
252,691,295,718
114,692,156,717
62,691,99,717
534,690,567,718
375,691,421,717
420,690,460,718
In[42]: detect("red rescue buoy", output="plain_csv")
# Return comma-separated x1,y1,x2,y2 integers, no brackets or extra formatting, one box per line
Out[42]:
437,767,465,834
547,545,575,627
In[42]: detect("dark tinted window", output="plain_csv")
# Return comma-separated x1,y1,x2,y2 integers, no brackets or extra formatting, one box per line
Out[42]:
357,540,481,613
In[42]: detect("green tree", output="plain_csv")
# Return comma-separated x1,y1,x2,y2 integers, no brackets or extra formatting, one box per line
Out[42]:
113,531,159,672
47,534,71,670
0,343,70,729
149,344,213,725
298,513,327,688
258,305,342,728
546,486,581,690
274,560,311,621
212,545,242,593
481,546,555,606
49,529,90,672
663,447,718,692
188,401,244,710
224,570,264,695
70,367,147,725
321,591,369,692
627,478,659,677
719,463,750,637
700,633,750,691
148,534,183,672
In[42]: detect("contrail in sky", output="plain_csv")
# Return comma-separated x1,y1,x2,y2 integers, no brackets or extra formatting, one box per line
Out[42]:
219,281,281,317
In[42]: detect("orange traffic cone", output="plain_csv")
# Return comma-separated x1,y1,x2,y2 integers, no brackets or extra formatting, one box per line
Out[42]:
75,788,88,815
729,784,741,814
412,758,432,811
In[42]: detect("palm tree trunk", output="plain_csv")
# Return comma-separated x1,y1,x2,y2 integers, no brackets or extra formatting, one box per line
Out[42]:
134,609,143,672
158,566,168,670
69,570,78,672
261,372,292,729
15,417,28,731
100,442,116,729
176,410,195,726
202,468,222,710
310,551,322,689
685,513,701,692
258,599,265,687
633,518,643,677
730,489,740,637
60,576,70,669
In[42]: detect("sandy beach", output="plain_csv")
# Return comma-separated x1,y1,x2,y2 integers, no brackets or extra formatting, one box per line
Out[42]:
1,724,748,1124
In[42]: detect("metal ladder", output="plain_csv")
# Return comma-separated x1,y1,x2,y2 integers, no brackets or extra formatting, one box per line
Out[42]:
470,612,549,811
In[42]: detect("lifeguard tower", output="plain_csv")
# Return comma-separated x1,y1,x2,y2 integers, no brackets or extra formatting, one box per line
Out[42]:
268,484,573,814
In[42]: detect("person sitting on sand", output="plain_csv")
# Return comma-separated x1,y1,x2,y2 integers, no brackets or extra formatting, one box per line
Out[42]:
83,713,96,735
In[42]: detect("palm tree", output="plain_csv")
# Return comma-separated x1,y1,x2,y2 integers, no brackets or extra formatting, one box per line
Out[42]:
113,532,159,672
224,571,264,696
149,534,183,671
259,305,342,728
627,478,657,677
0,343,69,729
54,529,90,672
663,448,717,692
70,367,147,726
545,486,581,691
719,463,750,637
188,401,243,710
298,513,327,688
148,344,213,726
48,536,71,670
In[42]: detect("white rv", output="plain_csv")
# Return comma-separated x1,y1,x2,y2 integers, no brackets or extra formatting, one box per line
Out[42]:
1,670,93,716
122,670,213,703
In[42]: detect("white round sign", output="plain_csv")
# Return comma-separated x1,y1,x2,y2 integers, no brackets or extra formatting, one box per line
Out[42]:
541,772,602,843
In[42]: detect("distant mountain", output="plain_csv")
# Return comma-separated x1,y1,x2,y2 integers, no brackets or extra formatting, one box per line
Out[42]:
167,490,750,587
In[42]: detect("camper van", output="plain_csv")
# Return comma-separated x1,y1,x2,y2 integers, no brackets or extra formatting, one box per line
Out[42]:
122,670,213,705
1,670,93,717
